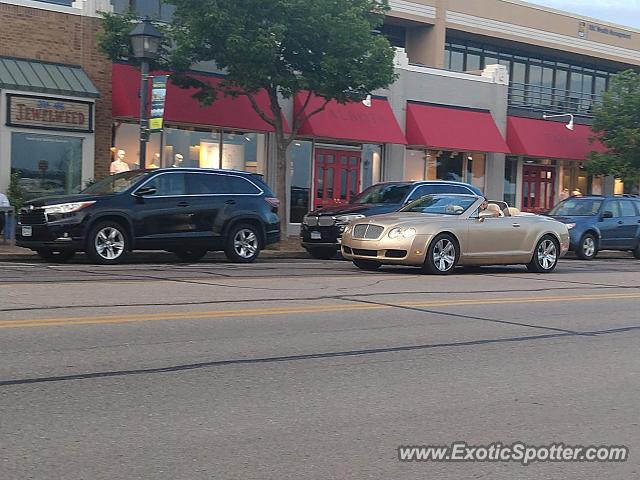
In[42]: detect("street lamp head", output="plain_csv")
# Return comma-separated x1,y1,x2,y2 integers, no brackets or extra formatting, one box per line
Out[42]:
129,17,163,60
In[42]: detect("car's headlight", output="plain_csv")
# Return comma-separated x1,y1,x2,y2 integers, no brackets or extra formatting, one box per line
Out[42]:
566,223,576,230
335,214,365,224
388,227,417,239
402,228,417,238
388,227,402,239
44,201,95,214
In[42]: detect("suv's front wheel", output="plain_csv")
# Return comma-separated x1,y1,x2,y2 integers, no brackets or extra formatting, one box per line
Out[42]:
225,224,261,263
87,221,129,265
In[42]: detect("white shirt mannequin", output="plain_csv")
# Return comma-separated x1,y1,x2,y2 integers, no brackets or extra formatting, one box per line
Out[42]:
110,150,131,174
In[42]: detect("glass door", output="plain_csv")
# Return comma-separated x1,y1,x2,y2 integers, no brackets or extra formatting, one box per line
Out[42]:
313,148,361,209
522,164,556,214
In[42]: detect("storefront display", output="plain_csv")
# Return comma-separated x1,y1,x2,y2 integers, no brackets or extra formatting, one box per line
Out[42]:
11,133,83,200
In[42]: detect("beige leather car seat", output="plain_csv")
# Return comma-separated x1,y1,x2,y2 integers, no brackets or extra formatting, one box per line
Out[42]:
486,203,503,217
507,207,521,216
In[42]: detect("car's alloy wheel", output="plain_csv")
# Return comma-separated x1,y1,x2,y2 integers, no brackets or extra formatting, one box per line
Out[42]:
577,234,597,260
87,222,128,265
36,249,75,263
224,224,261,263
353,259,382,271
424,233,458,275
174,248,207,262
527,235,559,273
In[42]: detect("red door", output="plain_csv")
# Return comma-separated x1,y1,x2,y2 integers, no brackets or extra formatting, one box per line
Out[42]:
522,164,556,213
313,149,361,209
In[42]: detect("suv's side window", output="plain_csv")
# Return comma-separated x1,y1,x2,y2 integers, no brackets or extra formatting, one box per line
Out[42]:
187,173,226,195
406,185,435,203
620,200,637,217
186,173,262,195
603,200,622,218
145,173,187,196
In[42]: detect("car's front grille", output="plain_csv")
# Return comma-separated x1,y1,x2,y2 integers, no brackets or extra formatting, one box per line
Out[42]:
352,224,384,240
303,216,335,227
19,209,46,225
352,248,378,257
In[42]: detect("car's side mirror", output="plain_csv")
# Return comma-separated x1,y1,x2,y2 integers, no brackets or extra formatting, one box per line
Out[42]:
134,186,157,197
601,210,614,219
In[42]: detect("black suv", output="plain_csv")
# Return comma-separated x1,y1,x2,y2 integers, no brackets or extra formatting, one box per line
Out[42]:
16,168,280,264
301,180,483,259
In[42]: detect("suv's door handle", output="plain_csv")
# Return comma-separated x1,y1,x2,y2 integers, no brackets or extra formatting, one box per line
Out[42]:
618,220,624,225
512,223,521,228
177,202,190,207
225,199,236,205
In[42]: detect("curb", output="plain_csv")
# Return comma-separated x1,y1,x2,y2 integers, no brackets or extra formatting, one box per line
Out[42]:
0,248,313,262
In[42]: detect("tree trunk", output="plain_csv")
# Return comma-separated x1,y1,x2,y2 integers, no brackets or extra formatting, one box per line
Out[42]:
275,136,289,243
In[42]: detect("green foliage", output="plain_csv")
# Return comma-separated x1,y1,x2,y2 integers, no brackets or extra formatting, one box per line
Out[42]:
587,70,640,182
7,171,25,211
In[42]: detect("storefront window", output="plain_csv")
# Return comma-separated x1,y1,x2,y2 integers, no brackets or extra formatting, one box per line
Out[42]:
222,132,267,173
465,153,486,192
290,141,312,223
163,127,221,168
11,133,83,200
404,149,426,181
362,144,382,189
436,151,464,182
504,157,518,205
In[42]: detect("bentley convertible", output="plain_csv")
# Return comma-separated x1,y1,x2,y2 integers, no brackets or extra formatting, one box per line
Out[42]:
341,194,570,274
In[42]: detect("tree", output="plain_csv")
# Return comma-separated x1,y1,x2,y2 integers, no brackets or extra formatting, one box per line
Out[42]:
98,0,397,233
587,69,640,182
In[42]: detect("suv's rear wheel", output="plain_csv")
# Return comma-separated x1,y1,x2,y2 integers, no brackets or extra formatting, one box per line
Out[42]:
577,233,597,260
37,249,75,263
225,224,261,263
87,221,128,265
307,247,337,260
174,248,207,262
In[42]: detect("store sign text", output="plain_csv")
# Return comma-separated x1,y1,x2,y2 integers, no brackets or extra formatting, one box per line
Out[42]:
7,95,93,132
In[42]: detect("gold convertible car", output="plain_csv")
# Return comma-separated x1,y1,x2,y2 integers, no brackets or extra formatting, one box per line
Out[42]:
341,194,570,274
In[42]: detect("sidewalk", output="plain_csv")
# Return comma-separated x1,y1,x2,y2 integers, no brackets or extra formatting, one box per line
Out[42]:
0,238,312,261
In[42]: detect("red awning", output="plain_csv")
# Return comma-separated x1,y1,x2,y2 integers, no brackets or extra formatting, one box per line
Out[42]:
112,63,286,133
406,102,510,153
294,93,407,144
507,116,606,161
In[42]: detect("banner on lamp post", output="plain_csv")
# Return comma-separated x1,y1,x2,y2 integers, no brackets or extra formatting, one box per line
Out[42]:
149,75,168,132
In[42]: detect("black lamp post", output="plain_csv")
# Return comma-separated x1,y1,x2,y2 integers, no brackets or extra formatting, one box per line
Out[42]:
129,17,162,169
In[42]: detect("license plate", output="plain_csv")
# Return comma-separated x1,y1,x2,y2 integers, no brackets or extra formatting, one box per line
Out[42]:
22,226,33,237
310,231,321,240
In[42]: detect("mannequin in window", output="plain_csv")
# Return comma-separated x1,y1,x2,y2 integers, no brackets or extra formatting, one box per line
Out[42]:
148,153,161,169
110,150,130,174
172,153,184,168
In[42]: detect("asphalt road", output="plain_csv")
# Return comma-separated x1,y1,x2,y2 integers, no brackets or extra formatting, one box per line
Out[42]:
1,255,639,479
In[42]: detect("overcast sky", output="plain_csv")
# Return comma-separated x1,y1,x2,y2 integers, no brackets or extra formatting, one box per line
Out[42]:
529,0,640,28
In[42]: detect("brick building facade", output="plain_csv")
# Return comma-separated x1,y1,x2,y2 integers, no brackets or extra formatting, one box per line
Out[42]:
0,0,113,198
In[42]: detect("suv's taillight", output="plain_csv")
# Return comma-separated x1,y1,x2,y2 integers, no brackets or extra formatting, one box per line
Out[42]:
265,197,280,210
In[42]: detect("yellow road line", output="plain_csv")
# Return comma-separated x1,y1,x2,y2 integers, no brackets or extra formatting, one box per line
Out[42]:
1,292,639,330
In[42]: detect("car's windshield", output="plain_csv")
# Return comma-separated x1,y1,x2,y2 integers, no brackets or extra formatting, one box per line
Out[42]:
82,171,149,195
549,198,603,216
352,184,412,204
400,195,477,215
